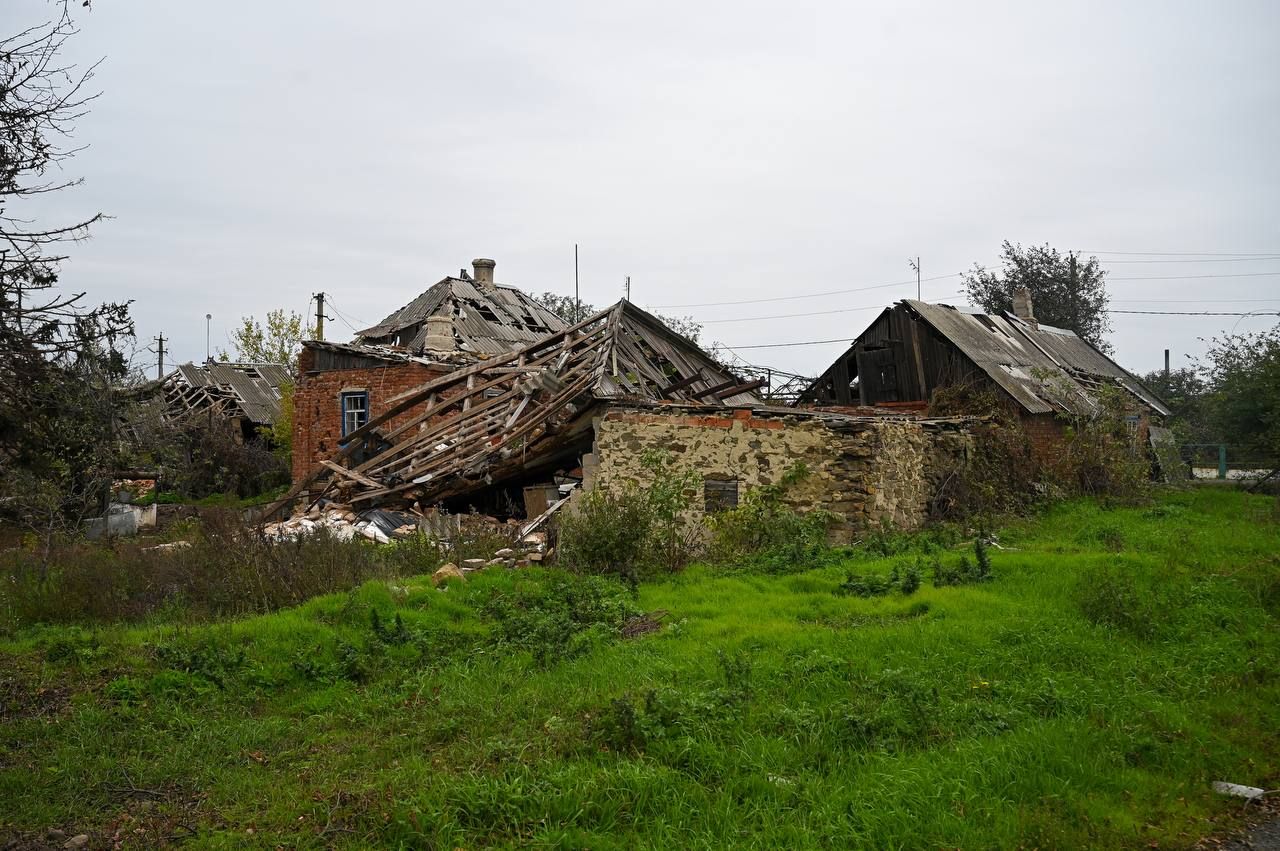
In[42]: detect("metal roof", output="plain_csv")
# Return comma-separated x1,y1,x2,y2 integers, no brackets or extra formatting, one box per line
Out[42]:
902,300,1170,416
169,361,292,425
357,277,568,356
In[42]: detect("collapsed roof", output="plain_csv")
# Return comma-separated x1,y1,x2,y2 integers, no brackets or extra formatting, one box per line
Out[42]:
277,300,765,513
161,362,292,426
355,259,569,356
802,299,1169,417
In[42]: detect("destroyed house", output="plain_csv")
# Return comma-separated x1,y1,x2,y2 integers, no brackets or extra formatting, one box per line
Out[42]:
125,361,292,440
278,300,974,538
291,258,570,483
799,296,1169,455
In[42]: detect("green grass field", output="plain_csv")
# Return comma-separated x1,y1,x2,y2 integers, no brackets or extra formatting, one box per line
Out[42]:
2,488,1277,849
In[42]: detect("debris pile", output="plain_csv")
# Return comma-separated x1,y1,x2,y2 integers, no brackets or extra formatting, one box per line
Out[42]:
260,502,558,571
262,504,424,544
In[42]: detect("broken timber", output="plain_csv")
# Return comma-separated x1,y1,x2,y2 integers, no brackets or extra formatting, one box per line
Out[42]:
274,300,763,518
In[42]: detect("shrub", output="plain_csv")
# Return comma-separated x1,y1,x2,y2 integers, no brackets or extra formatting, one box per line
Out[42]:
836,562,922,598
557,451,701,583
707,462,833,572
556,484,654,588
931,539,994,587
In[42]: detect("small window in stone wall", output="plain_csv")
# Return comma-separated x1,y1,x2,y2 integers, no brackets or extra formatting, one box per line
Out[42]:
704,478,739,513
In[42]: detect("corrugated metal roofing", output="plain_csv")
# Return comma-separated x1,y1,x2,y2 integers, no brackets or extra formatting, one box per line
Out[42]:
903,300,1170,416
357,277,568,355
168,362,292,425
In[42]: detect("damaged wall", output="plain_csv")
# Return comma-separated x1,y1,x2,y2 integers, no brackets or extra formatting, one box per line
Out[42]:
292,349,455,484
588,407,971,540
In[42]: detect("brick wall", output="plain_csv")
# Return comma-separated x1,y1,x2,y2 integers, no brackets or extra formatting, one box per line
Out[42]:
291,348,454,483
588,407,972,540
1020,413,1068,465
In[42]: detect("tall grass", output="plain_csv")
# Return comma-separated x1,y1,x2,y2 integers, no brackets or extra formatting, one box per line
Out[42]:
0,489,1276,849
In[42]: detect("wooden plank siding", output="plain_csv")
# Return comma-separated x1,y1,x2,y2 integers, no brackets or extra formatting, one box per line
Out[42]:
803,305,987,406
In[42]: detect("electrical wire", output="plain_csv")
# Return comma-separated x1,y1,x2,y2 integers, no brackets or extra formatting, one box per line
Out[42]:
718,309,1280,350
1107,271,1280,281
719,338,854,350
1097,256,1280,264
1107,309,1280,316
645,274,959,309
1083,250,1280,257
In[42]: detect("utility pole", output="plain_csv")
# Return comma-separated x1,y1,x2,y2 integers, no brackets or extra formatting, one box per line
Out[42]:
205,314,212,363
574,245,580,322
1068,251,1080,334
624,275,631,301
908,257,921,300
314,292,325,342
1164,349,1170,378
155,333,166,380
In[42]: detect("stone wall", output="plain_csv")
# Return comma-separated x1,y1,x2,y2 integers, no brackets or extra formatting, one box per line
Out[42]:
588,407,971,540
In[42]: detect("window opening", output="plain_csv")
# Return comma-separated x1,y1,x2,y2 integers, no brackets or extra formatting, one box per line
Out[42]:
341,391,369,437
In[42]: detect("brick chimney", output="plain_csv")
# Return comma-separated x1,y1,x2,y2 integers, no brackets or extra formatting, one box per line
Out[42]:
423,314,455,352
472,258,496,292
1012,287,1037,327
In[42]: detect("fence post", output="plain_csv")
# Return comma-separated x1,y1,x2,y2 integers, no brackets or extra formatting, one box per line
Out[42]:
1218,444,1228,480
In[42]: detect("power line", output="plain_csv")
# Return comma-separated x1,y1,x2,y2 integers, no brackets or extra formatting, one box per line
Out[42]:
718,309,1280,350
1110,298,1280,303
646,274,959,309
1108,271,1280,281
1097,256,1280,264
700,292,967,325
1083,250,1280,257
720,337,853,350
1108,309,1280,316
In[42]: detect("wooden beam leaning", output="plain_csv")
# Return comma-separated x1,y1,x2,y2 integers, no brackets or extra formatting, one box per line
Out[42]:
712,377,769,399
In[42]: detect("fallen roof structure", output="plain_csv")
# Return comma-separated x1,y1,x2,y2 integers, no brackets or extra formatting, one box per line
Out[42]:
274,300,765,515
159,361,293,427
799,299,1170,416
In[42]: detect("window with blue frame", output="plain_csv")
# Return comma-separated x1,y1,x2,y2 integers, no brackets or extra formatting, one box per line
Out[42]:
340,391,369,437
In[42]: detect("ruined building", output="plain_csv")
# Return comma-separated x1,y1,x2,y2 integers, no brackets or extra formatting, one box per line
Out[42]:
799,293,1168,457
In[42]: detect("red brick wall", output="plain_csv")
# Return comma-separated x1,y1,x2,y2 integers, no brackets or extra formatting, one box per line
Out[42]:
292,348,453,483
1020,413,1068,464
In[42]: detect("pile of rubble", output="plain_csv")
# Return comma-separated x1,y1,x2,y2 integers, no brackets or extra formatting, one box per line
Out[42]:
260,502,554,573
261,504,414,544
430,536,550,586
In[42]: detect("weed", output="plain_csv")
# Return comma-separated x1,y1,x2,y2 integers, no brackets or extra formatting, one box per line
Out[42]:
836,562,922,597
1077,564,1157,638
933,539,995,587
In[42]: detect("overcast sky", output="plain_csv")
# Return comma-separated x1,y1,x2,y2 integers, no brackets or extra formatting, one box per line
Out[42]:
16,0,1280,377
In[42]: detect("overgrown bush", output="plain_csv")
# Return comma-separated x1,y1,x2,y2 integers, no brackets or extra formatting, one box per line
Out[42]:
706,462,833,572
930,381,1153,522
557,451,700,585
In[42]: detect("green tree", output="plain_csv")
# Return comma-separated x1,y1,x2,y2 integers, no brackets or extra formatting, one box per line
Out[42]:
1,4,134,539
1140,367,1215,444
962,242,1112,352
1197,325,1280,461
219,309,313,368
